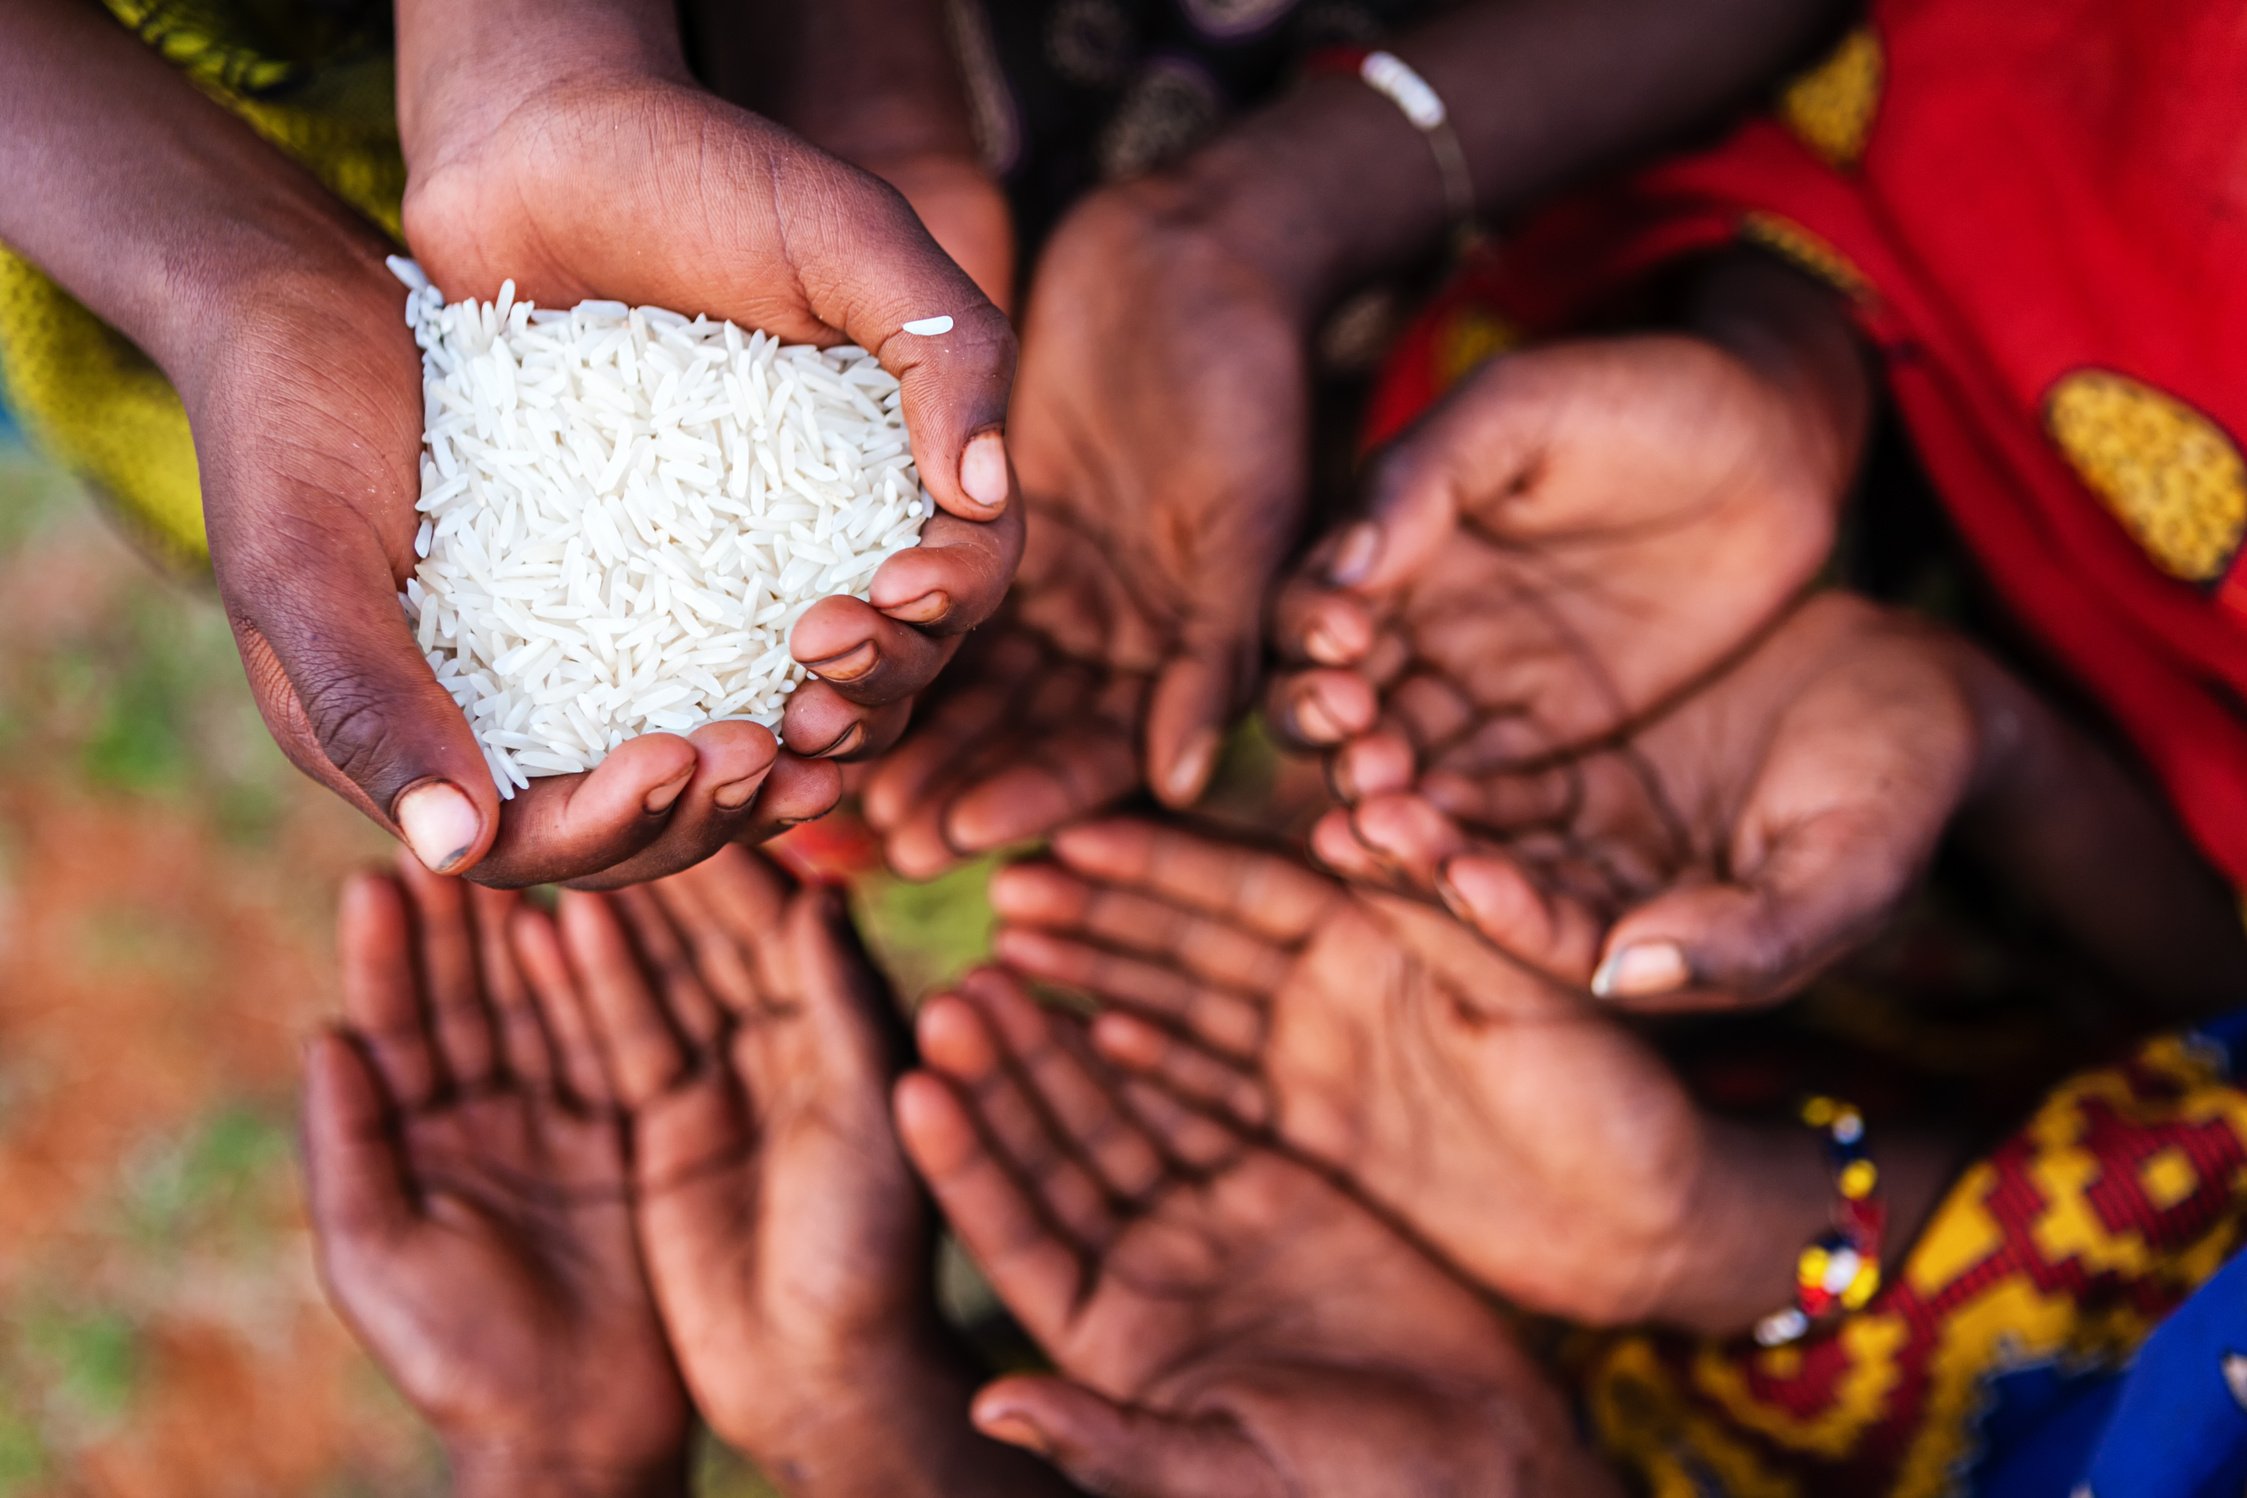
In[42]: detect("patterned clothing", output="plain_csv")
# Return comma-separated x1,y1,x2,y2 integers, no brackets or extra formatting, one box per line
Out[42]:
1581,1016,2247,1496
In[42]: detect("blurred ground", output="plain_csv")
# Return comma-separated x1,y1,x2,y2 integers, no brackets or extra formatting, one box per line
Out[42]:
0,435,994,1496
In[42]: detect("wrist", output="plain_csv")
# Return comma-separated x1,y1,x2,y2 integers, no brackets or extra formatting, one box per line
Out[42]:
394,0,687,176
1691,252,1874,502
715,1321,1060,1498
447,1440,690,1498
1150,75,1454,322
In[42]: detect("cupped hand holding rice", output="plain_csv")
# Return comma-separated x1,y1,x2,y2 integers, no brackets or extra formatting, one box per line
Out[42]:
390,258,934,800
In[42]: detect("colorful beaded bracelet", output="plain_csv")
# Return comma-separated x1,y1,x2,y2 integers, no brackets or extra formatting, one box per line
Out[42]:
1753,1095,1888,1347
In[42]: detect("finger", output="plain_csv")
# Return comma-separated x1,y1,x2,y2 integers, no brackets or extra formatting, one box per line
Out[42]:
1593,808,1925,1011
611,886,728,1054
1113,1074,1247,1174
393,854,498,1094
465,734,701,888
995,927,1261,1065
1307,805,1399,888
554,722,780,892
865,502,1025,635
731,752,846,843
1420,760,1584,835
990,864,1282,1046
1144,642,1240,808
301,1028,417,1250
221,539,497,877
558,892,690,1107
894,1068,1083,1346
940,723,1140,858
973,1378,1283,1498
781,884,899,1088
780,684,915,762
1323,363,1538,597
1436,851,1606,983
466,885,549,1088
1089,1011,1270,1132
1271,576,1377,669
1048,819,1336,946
860,631,1042,834
935,981,1120,1247
336,873,439,1110
799,168,1018,522
1267,667,1379,749
959,970,1166,1203
1325,726,1417,804
509,905,613,1109
790,595,953,706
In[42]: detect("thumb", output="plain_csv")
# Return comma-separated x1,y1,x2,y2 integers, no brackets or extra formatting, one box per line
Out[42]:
973,1377,1283,1498
787,161,1018,523
1145,629,1255,810
1592,807,1930,1010
1324,361,1542,597
300,1028,418,1246
224,531,498,876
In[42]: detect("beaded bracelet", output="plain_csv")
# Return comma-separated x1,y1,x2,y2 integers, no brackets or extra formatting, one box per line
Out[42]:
1753,1095,1888,1347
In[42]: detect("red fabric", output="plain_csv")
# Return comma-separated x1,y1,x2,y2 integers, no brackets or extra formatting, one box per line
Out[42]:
1372,0,2247,885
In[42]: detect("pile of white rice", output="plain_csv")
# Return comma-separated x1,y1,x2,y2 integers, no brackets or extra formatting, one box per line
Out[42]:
389,258,932,796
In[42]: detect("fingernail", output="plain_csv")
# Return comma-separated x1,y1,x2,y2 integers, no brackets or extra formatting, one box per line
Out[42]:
977,1414,1049,1456
1166,727,1220,804
644,770,694,816
807,722,865,760
1304,618,1350,666
1434,869,1472,921
712,777,762,811
882,589,950,624
805,641,878,683
1327,522,1380,586
1591,940,1690,1000
395,781,480,874
960,430,1010,511
1293,688,1343,743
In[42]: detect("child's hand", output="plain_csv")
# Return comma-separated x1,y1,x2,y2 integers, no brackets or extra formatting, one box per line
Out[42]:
301,859,690,1498
861,180,1314,876
1308,593,1989,1009
515,848,1064,1497
897,971,1623,1498
1275,316,1860,782
400,49,1021,747
990,819,1844,1332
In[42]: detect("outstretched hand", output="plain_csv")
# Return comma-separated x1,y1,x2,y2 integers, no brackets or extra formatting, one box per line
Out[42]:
990,819,1839,1332
301,857,690,1498
862,183,1312,876
1302,592,1989,1009
233,8,1022,891
512,847,1064,1497
896,970,1622,1498
1272,325,1857,788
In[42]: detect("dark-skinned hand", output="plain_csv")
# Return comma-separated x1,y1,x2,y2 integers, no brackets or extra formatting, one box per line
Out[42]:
897,969,1624,1498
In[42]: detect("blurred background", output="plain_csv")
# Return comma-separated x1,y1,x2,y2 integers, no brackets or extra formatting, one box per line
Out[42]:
0,418,997,1496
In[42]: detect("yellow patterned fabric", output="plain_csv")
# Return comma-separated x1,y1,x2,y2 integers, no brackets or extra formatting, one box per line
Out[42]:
2044,369,2247,585
0,0,402,570
1777,26,1884,170
1581,1026,2247,1496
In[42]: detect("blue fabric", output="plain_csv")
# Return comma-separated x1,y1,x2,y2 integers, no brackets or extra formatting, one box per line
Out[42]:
1970,1009,2247,1497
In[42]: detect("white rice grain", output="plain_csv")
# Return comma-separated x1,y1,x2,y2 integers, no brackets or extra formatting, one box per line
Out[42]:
388,257,932,797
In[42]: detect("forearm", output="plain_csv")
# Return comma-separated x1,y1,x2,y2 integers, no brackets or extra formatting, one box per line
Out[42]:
449,1444,690,1498
1160,0,1860,316
1689,250,1875,493
686,0,975,168
0,0,390,383
1957,651,2247,1020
